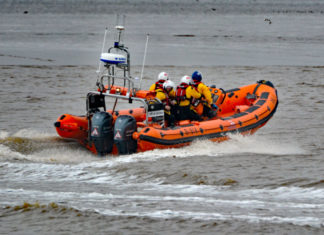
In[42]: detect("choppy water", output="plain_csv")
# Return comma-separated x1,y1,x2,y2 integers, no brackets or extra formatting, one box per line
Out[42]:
1,1,324,234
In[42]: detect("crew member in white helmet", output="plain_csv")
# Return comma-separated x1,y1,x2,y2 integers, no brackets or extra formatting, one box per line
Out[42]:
174,76,202,121
149,71,169,91
155,80,176,127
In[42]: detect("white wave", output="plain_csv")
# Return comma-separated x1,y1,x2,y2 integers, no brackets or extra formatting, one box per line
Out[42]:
0,131,9,139
0,160,114,184
142,184,324,202
0,144,29,161
1,185,323,228
0,128,101,163
133,133,307,158
28,147,98,164
238,186,324,201
207,133,307,155
12,129,55,139
0,127,307,166
0,142,96,164
3,186,323,209
96,209,324,228
84,133,307,169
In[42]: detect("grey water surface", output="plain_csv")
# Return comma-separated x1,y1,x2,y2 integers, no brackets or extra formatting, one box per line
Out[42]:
0,1,324,234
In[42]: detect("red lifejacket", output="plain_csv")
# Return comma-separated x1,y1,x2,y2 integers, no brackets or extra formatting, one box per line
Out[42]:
163,90,171,106
154,79,166,90
175,83,189,103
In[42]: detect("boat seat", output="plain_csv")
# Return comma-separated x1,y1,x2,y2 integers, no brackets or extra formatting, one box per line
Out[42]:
235,105,250,113
245,93,257,105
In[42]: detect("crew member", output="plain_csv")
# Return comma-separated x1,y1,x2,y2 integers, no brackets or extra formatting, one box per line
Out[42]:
175,76,202,121
191,70,217,118
155,80,176,127
149,71,169,92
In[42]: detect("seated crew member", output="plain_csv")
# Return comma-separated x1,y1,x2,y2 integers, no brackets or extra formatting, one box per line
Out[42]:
175,76,202,121
149,71,169,92
155,80,176,127
192,70,217,118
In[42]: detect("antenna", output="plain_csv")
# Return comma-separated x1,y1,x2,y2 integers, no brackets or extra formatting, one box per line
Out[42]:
114,15,126,48
97,27,108,75
140,34,149,90
122,15,126,28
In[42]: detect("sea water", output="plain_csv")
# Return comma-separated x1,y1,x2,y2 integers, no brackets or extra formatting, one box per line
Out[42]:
0,1,324,234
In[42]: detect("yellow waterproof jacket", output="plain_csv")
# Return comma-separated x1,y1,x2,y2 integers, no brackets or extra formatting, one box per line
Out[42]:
155,88,175,115
149,83,156,92
196,82,212,105
168,89,175,99
155,89,175,101
155,88,167,102
150,79,168,92
178,86,201,107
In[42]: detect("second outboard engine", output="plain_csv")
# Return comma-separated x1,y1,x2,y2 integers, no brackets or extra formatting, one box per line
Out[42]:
91,112,114,156
114,115,137,155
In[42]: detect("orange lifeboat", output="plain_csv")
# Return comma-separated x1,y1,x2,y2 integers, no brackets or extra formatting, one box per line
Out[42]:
54,24,278,156
54,80,278,155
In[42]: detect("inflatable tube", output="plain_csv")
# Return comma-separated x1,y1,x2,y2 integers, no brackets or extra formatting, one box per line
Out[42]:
54,80,278,155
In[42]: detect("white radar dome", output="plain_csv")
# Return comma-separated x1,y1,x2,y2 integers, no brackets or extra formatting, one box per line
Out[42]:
100,53,126,64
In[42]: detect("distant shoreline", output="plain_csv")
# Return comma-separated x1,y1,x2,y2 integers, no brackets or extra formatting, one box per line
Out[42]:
1,0,324,15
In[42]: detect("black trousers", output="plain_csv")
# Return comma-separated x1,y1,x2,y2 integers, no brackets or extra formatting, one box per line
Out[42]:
165,112,175,127
203,105,217,118
174,105,201,121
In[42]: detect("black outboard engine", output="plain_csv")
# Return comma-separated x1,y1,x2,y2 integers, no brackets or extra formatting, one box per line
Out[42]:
91,112,114,156
114,115,137,155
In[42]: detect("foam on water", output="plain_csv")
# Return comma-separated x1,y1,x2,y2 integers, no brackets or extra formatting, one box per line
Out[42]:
0,144,27,161
96,210,324,228
28,147,97,164
0,131,9,139
12,129,55,139
206,133,307,156
2,185,324,204
0,129,307,165
2,185,323,228
94,133,306,166
133,133,306,158
0,129,99,163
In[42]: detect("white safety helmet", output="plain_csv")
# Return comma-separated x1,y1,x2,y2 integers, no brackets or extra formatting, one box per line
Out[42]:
180,75,194,85
163,80,175,90
158,72,169,81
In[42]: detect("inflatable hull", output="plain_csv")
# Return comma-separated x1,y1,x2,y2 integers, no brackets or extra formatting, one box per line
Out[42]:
54,81,278,155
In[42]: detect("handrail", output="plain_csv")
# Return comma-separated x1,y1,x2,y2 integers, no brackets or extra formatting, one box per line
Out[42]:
87,91,149,124
99,73,136,96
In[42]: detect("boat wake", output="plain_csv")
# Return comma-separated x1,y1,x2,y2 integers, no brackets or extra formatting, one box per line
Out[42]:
0,129,306,165
125,133,307,162
0,130,95,163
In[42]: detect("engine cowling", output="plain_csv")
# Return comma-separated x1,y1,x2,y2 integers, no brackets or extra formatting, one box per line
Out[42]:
90,112,114,156
114,115,137,155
